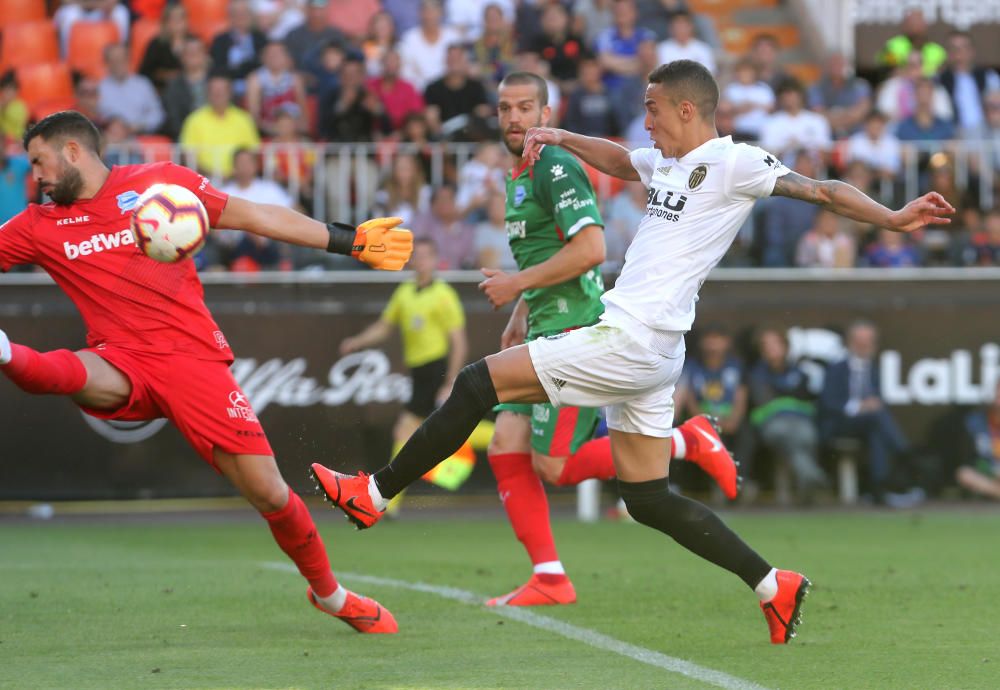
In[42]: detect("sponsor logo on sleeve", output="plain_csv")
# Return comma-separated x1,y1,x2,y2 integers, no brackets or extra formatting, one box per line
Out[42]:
550,163,567,181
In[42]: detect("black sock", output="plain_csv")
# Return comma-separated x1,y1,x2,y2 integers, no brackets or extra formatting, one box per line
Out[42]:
619,477,772,590
374,360,498,498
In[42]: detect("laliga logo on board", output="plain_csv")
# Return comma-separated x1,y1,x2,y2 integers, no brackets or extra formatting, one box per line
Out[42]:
881,344,1000,405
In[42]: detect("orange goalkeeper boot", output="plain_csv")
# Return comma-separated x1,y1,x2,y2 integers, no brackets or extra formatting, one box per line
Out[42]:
486,574,577,607
679,415,741,500
759,570,811,644
310,464,384,529
307,588,398,634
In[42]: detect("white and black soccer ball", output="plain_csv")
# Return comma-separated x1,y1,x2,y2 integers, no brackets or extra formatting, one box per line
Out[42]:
130,183,209,263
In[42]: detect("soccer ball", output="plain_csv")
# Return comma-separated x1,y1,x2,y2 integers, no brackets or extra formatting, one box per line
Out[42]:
130,183,210,263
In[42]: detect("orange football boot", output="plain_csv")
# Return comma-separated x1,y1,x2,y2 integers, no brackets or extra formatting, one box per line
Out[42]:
679,415,741,500
310,464,383,529
759,570,811,644
486,574,577,607
307,588,398,634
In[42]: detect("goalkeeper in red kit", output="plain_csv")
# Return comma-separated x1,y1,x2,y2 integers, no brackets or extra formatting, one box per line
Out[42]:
0,111,412,633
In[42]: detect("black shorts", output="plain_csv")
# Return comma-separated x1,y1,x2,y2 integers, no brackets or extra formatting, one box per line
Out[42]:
406,357,447,417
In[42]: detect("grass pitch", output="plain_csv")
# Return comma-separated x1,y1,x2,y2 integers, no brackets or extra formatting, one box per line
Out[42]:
2,507,999,689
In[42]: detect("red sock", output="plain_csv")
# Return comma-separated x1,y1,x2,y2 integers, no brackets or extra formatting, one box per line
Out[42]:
556,436,616,485
262,489,338,598
489,452,559,566
1,345,87,395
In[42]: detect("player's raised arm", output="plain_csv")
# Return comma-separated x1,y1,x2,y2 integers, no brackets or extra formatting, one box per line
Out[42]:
772,171,955,233
522,127,641,182
217,197,414,270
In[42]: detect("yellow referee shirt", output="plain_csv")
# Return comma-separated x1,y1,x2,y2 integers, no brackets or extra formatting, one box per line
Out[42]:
382,279,465,368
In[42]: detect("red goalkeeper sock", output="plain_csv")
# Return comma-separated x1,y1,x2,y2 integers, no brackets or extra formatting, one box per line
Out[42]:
556,436,616,486
0,345,87,395
489,452,559,566
262,489,338,598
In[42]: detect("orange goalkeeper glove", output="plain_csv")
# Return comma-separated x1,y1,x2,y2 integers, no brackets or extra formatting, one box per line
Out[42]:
326,217,413,270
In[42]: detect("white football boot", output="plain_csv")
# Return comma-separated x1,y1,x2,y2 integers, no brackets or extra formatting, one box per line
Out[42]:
0,329,11,365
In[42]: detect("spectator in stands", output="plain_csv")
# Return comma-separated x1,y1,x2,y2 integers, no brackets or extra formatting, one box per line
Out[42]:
921,156,965,263
254,0,305,41
878,8,946,77
677,324,748,444
410,184,476,269
723,57,774,141
602,181,646,271
180,73,261,178
73,78,103,126
530,3,590,87
476,191,517,270
54,0,129,57
362,10,397,77
864,229,921,267
956,381,1000,501
246,42,308,137
795,209,856,268
101,117,143,167
846,111,901,181
217,148,294,272
266,108,316,210
138,3,192,92
471,3,517,88
594,0,658,90
98,44,164,134
749,326,827,500
366,50,425,134
284,0,348,73
656,10,715,75
563,58,618,137
163,36,211,140
807,52,872,138
400,112,435,180
951,206,985,266
424,45,491,140
939,31,1000,137
895,77,957,142
820,321,923,507
455,142,504,220
0,144,30,224
210,0,267,98
980,91,1000,173
574,0,614,48
613,39,659,139
760,80,831,164
319,57,384,141
877,50,953,126
398,0,463,92
757,151,821,267
967,209,1000,266
0,72,28,142
447,0,515,42
371,152,431,222
750,33,789,92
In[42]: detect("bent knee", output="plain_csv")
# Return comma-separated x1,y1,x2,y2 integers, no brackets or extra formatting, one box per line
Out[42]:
532,453,566,485
248,480,290,513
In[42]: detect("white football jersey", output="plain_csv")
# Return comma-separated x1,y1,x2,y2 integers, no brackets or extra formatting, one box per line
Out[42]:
601,136,789,350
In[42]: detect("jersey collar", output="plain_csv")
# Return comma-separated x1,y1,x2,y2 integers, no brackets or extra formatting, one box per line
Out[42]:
511,144,544,179
677,135,731,162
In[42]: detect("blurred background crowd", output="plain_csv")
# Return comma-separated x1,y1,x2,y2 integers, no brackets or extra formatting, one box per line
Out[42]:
0,0,997,273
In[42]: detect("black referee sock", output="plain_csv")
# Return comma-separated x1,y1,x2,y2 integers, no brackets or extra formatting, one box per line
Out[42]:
619,477,772,590
374,360,498,499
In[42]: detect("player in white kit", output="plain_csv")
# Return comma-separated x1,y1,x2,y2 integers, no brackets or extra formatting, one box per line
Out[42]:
312,60,954,643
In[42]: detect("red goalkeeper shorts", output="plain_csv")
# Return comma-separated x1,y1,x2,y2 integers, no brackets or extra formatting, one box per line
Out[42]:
79,345,273,467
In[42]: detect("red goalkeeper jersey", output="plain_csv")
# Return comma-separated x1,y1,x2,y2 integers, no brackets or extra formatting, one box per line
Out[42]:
0,162,234,361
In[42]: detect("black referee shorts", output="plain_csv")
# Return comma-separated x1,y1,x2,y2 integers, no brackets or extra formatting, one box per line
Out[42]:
405,357,448,418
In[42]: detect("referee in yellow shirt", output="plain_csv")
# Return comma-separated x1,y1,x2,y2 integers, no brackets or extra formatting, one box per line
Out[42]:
340,238,472,513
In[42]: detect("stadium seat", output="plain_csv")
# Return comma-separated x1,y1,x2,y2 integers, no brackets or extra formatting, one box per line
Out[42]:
132,0,167,21
0,21,59,73
136,134,174,163
0,0,47,31
182,0,229,42
130,18,161,72
15,62,74,118
67,21,121,80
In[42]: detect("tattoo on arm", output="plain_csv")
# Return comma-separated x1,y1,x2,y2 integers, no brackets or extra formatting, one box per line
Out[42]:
771,171,839,207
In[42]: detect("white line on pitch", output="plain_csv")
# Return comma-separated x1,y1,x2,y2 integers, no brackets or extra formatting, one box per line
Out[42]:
261,562,770,690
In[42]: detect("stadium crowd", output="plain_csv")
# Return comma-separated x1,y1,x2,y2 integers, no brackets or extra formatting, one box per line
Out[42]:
0,1,997,272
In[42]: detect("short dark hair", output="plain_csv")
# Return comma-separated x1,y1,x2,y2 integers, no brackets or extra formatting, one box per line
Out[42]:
647,59,719,117
498,71,549,107
23,110,101,154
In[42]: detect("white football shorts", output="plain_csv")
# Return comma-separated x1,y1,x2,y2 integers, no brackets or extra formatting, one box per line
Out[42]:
527,323,685,437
